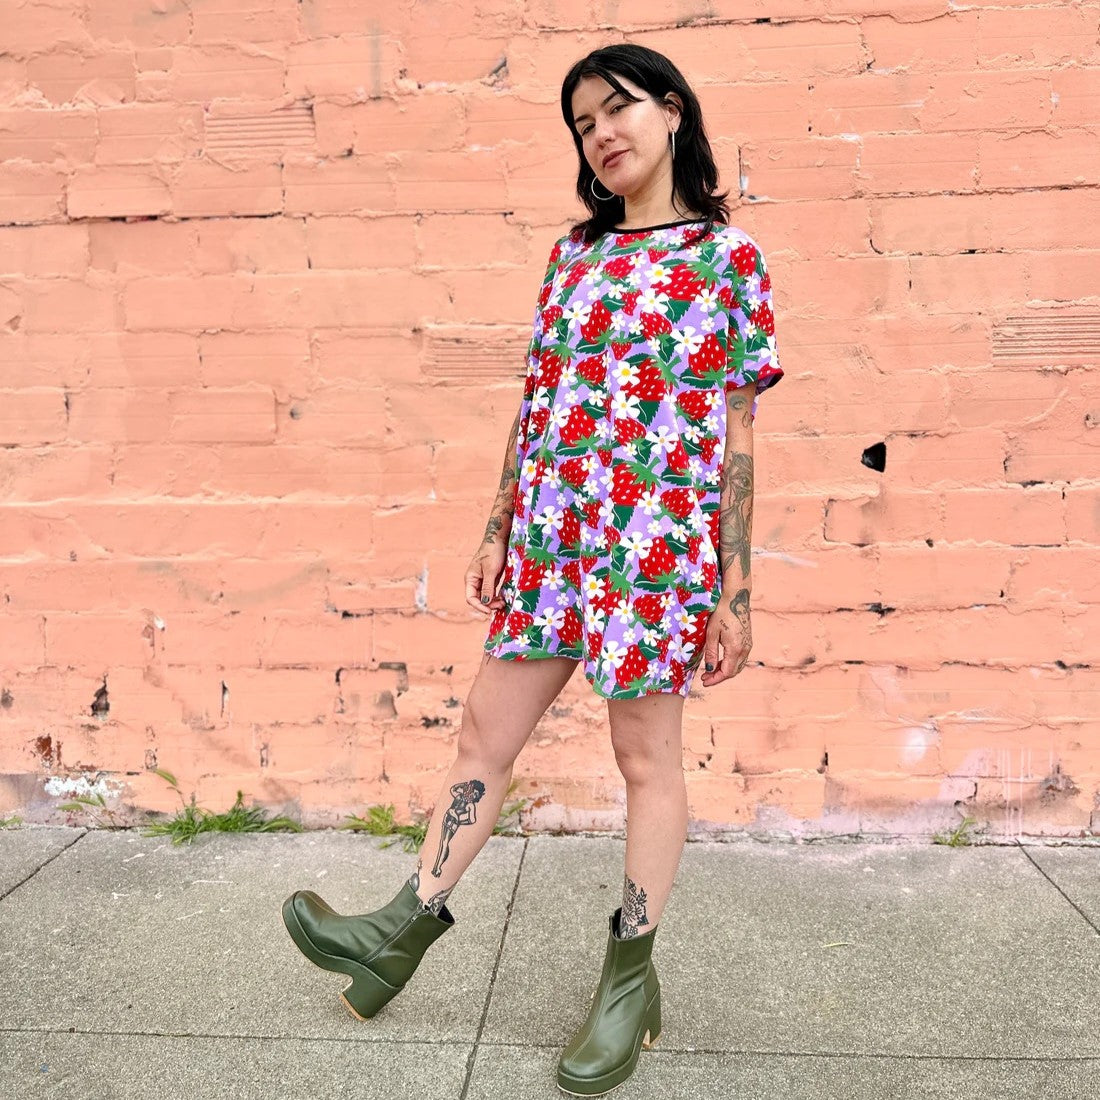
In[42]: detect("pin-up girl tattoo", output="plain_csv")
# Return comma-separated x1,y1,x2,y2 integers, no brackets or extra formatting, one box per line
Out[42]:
431,778,486,878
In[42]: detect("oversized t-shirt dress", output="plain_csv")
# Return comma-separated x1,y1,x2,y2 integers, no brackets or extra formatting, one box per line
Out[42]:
483,217,784,700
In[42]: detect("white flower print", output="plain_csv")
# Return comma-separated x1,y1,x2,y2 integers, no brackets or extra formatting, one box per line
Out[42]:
533,504,564,532
563,301,593,329
645,424,679,455
638,286,670,312
672,325,704,356
583,573,607,600
536,607,566,630
601,639,629,668
612,602,634,626
584,604,607,632
621,531,653,562
611,390,643,417
696,285,721,313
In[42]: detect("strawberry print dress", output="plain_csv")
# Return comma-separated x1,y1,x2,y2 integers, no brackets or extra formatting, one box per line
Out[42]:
483,217,783,699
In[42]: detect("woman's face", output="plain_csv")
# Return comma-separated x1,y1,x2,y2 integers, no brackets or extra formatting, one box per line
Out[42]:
570,73,678,199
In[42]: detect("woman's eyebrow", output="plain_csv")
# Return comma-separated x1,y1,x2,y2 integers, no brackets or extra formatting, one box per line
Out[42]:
573,90,621,126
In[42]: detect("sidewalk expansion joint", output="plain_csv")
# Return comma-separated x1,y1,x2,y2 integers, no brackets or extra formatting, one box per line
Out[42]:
0,829,88,904
458,835,528,1100
1016,840,1100,938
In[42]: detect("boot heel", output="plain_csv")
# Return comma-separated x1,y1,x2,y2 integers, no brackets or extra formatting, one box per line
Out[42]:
641,990,661,1049
338,964,401,1020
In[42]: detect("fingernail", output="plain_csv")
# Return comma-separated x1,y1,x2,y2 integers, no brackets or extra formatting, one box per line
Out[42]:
705,662,714,672
481,597,489,604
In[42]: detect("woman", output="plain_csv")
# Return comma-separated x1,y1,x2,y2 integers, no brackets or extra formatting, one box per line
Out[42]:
282,43,783,1097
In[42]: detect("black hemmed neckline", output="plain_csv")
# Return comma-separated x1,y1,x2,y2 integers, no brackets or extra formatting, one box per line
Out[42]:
606,218,708,234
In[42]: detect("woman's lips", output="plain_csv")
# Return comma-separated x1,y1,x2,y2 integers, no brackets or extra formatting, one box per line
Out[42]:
603,150,627,168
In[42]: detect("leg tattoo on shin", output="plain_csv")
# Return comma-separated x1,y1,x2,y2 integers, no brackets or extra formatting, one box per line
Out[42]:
620,874,650,938
431,778,487,878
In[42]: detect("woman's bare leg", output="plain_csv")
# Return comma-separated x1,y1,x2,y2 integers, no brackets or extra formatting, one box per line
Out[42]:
605,692,689,935
408,652,579,912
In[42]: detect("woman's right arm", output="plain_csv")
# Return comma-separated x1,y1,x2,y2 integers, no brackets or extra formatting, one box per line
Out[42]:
481,407,522,547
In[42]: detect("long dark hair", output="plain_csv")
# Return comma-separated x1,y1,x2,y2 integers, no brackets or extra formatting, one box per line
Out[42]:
559,44,731,248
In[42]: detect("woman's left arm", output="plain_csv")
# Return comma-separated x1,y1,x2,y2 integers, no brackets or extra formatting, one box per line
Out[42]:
699,379,756,686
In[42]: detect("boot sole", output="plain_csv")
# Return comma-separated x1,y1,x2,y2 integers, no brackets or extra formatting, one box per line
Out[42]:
281,891,402,1021
556,989,661,1096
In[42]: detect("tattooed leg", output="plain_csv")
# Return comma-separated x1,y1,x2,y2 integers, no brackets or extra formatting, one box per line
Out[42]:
423,885,453,916
430,779,486,877
620,874,651,938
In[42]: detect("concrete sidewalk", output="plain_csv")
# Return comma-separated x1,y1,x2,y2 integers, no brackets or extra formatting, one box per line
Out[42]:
1,826,1098,1099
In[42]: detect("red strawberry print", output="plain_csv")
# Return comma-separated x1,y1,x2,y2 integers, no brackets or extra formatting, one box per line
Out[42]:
616,644,649,689
536,350,565,388
610,464,651,506
660,487,694,519
688,332,724,379
730,242,759,278
560,508,581,549
577,355,606,385
621,290,642,315
581,300,613,343
559,456,590,487
638,536,678,582
639,312,672,340
622,358,668,401
517,556,547,592
558,606,583,648
666,439,690,474
559,405,598,446
654,262,707,301
563,259,596,288
603,255,636,279
677,389,714,421
634,593,666,624
614,418,647,446
507,609,534,636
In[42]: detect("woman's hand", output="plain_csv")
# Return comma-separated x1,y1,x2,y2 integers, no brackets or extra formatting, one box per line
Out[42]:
465,540,508,616
697,587,752,688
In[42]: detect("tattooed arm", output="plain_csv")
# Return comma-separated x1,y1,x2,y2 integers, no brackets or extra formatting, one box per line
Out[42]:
718,382,756,649
482,408,522,546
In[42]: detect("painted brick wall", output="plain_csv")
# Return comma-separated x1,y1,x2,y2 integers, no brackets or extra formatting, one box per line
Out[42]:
1,2,1097,840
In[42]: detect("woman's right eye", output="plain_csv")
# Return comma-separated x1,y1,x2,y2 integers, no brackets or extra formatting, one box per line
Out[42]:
581,103,624,137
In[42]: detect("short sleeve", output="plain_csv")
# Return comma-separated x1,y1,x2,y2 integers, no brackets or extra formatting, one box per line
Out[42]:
720,234,784,412
525,235,567,374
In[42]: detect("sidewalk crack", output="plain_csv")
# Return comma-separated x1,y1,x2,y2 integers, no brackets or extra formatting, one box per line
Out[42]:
459,836,527,1099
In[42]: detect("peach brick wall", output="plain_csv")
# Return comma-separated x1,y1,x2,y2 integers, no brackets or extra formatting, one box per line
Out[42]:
1,2,1097,840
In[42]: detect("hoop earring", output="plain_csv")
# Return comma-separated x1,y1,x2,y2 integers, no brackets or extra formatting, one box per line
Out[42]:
590,175,618,202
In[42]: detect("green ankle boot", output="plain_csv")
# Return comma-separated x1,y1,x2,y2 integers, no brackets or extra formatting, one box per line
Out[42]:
281,879,454,1020
556,906,661,1097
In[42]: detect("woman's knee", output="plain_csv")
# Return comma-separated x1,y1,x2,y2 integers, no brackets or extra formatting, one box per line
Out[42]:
609,700,685,784
455,693,520,772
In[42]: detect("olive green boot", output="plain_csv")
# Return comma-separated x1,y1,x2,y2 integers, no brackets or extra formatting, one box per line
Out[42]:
281,879,454,1020
556,906,661,1097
